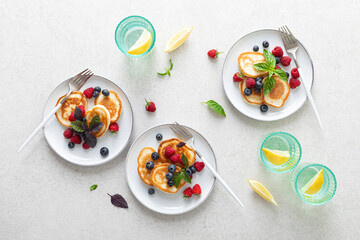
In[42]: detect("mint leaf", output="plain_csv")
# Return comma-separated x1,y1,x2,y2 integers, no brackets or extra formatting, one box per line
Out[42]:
253,63,270,71
181,154,189,169
274,69,288,82
173,172,183,188
71,121,84,132
90,184,97,191
88,115,100,129
263,49,276,69
263,76,275,96
202,100,226,117
182,170,191,184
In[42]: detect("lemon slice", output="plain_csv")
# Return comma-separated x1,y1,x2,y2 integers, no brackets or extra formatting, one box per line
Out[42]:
301,169,324,195
248,179,278,206
127,30,152,55
164,26,193,53
262,148,290,166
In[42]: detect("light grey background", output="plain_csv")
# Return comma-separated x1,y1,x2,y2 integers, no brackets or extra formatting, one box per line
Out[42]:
1,0,359,239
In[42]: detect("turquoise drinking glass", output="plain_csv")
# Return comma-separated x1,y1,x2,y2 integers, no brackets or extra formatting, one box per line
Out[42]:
259,132,301,173
115,15,156,57
290,163,337,205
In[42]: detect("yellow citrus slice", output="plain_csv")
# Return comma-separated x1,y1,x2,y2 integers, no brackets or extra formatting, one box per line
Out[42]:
164,26,193,53
127,30,152,55
262,148,290,166
301,169,324,195
248,179,278,206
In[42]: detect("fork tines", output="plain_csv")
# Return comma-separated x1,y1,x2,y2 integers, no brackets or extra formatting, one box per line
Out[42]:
278,25,298,49
72,69,93,87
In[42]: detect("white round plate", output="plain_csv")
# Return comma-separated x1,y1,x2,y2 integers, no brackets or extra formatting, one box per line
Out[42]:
222,29,314,121
43,75,134,166
126,123,217,215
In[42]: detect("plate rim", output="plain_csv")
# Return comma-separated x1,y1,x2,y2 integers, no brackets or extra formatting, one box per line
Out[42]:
42,74,134,167
125,123,217,215
221,28,315,121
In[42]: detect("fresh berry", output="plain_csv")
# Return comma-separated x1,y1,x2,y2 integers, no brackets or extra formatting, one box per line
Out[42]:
70,134,82,144
94,86,101,92
291,68,300,78
156,133,163,141
69,112,75,122
148,188,155,195
109,123,119,133
255,81,263,89
78,105,85,117
246,77,256,88
170,154,180,163
260,104,268,112
253,45,259,52
280,56,292,66
190,166,197,174
286,72,290,78
83,87,94,99
275,65,281,69
82,142,90,149
145,99,156,112
185,169,192,176
165,147,176,158
100,147,109,156
68,142,75,148
289,78,301,89
244,88,252,96
272,46,284,57
168,164,176,173
207,49,223,59
233,72,244,82
146,161,154,170
190,175,193,179
63,128,73,139
194,161,205,172
102,89,110,97
256,77,263,82
183,187,192,198
92,91,100,98
275,57,280,64
192,184,202,196
151,152,159,160
166,172,173,180
167,180,174,187
262,41,269,48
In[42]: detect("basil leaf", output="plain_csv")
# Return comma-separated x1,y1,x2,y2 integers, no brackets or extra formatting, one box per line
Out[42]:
107,193,128,208
90,184,97,191
263,49,276,69
90,122,103,132
74,106,83,121
84,132,97,148
82,122,89,132
202,100,226,117
169,59,173,70
181,153,189,169
88,115,100,129
274,69,288,82
263,76,275,96
173,172,183,188
182,170,192,184
71,121,84,132
253,63,270,71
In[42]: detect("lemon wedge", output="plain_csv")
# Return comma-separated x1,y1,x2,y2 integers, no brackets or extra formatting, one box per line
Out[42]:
127,30,152,55
164,26,193,53
301,169,324,195
248,179,278,206
262,148,290,166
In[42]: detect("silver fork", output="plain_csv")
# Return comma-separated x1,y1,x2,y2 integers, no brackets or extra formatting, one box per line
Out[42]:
278,26,323,129
170,122,244,208
18,69,93,152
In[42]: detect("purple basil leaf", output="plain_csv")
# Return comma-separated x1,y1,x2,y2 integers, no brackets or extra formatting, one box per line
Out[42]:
84,132,97,148
82,122,89,132
90,122,103,132
107,193,128,208
176,142,186,148
74,106,83,121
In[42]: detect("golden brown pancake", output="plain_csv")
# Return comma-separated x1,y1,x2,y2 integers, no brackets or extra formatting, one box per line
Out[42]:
55,91,87,127
262,76,290,108
240,79,263,105
94,91,122,123
84,105,111,138
158,138,196,167
238,52,268,78
150,163,186,193
137,147,159,186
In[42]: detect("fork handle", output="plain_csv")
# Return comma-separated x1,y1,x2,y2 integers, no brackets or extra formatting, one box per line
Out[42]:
198,155,245,208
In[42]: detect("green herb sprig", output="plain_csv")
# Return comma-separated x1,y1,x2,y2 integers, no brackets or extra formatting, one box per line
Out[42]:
90,184,98,191
173,154,192,188
157,59,173,76
202,100,226,117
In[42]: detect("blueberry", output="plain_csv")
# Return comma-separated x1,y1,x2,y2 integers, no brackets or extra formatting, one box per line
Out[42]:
276,57,280,64
168,164,176,173
260,104,268,113
262,41,269,48
255,81,263,89
167,180,174,187
82,117,87,123
253,45,259,52
190,166,197,174
254,88,260,93
68,142,75,148
94,86,101,92
146,161,154,170
156,133,163,141
286,72,289,78
92,90,100,98
151,152,159,160
185,169,192,176
244,88,252,96
148,188,155,195
256,77,263,82
100,147,109,156
166,172,173,180
102,89,110,97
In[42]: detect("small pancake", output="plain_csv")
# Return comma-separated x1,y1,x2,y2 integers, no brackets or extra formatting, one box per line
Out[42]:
158,138,196,167
137,147,158,186
238,52,268,78
240,79,263,105
84,105,111,138
55,91,87,127
94,91,122,123
262,76,290,108
150,163,186,194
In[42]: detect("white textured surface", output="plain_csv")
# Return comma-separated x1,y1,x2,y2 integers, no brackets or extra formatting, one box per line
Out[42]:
1,0,359,239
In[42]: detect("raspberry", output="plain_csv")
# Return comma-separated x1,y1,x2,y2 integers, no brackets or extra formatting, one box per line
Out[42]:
165,147,176,158
233,72,244,82
183,187,192,198
145,99,156,112
170,153,180,163
109,122,119,133
194,161,205,172
207,49,223,59
82,142,90,149
275,65,281,69
69,112,75,122
291,68,300,78
280,56,292,66
289,78,301,89
78,105,85,117
192,184,202,196
246,77,255,88
83,87,94,99
63,128,73,139
272,46,284,57
70,134,82,144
